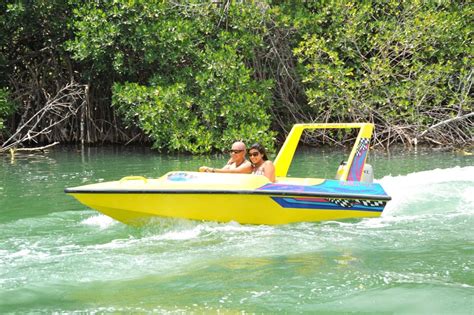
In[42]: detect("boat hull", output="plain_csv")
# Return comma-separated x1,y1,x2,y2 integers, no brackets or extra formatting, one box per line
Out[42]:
67,174,388,225
69,193,383,225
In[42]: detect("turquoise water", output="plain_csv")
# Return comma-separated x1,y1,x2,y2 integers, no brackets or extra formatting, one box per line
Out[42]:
0,145,473,313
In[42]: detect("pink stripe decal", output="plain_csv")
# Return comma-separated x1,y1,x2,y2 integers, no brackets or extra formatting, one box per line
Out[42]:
294,197,328,202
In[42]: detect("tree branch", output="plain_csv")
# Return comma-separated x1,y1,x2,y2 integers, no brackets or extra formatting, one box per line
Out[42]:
418,112,474,139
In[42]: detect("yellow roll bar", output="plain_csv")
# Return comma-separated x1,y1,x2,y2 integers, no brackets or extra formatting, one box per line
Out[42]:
273,123,374,181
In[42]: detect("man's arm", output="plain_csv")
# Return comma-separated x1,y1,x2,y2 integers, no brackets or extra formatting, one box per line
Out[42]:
220,161,252,174
200,161,252,174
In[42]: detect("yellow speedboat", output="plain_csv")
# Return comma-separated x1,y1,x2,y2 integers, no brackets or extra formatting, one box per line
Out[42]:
65,123,391,225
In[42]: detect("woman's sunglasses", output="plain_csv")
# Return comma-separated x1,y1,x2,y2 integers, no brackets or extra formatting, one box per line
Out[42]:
248,152,260,157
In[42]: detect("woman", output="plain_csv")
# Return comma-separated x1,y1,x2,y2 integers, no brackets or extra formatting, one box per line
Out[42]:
248,143,275,182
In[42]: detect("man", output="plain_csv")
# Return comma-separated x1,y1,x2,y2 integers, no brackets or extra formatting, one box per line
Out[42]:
199,141,252,174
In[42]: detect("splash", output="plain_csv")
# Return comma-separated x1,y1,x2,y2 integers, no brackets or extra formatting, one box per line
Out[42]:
81,214,116,229
377,166,474,217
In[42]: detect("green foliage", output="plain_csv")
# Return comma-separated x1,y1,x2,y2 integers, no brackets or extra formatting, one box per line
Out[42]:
1,0,471,149
0,88,15,131
291,1,472,130
71,1,275,153
66,1,212,81
0,1,73,82
112,42,275,154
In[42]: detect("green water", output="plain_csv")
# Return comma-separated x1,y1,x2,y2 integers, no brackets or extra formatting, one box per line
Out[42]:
1,145,473,313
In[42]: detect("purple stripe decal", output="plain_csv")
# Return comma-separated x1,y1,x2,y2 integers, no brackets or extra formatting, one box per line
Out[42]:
348,138,370,181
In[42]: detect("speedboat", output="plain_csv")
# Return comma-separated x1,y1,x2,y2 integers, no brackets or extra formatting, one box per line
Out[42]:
65,123,391,225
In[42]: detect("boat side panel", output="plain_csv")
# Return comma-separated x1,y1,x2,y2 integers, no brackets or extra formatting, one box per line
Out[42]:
70,193,383,225
258,179,389,198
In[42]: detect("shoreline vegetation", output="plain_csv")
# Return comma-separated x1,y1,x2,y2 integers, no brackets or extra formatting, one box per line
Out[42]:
0,1,472,154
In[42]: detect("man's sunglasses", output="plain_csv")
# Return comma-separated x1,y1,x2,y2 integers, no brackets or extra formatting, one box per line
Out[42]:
229,149,244,154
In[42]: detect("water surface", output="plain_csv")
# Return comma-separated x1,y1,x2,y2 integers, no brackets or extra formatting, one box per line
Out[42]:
0,145,473,313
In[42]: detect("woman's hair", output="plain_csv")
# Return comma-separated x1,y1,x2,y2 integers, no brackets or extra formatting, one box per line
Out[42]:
249,143,268,161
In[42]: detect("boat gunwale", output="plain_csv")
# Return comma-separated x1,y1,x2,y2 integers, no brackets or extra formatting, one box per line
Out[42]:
64,188,391,201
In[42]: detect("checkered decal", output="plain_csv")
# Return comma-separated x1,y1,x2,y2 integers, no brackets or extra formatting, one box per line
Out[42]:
357,199,386,207
328,198,386,208
356,138,370,156
328,199,353,207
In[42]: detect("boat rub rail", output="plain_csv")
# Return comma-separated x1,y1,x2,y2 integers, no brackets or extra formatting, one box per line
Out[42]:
64,187,391,201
